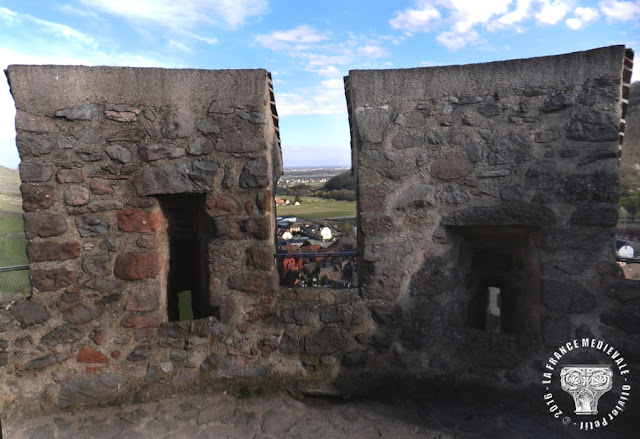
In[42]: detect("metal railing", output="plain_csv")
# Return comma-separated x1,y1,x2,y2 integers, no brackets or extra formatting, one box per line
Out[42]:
0,265,30,296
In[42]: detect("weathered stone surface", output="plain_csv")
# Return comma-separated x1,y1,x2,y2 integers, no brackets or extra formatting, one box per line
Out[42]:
105,105,140,122
430,153,473,181
208,99,234,114
440,202,555,227
105,144,133,164
106,129,146,143
132,162,218,196
567,110,620,141
542,280,596,313
117,210,163,232
246,245,273,271
570,207,618,227
354,106,389,143
542,316,572,346
359,216,393,236
305,327,347,355
394,184,435,210
58,374,126,407
120,315,160,329
55,103,102,120
126,285,159,312
21,184,55,211
63,303,103,324
9,300,50,328
541,92,576,112
114,253,163,280
140,143,186,161
64,185,90,206
535,130,562,143
601,301,640,334
41,324,82,346
85,278,120,293
20,162,53,182
76,151,102,162
89,180,114,195
391,131,422,149
27,242,81,262
74,127,102,144
75,215,110,237
127,346,151,362
188,137,214,155
23,211,68,239
16,110,59,133
216,133,266,153
280,308,311,325
24,353,68,370
56,169,84,184
197,118,220,134
239,158,269,187
205,194,240,217
200,353,220,373
562,172,618,203
162,108,196,139
478,170,510,178
236,109,266,124
228,273,277,295
487,133,532,165
477,103,502,117
18,137,54,157
30,269,78,292
87,200,124,212
77,345,109,363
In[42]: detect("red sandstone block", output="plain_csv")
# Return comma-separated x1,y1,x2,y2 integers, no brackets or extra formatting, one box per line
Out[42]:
206,194,240,217
26,242,81,262
117,209,163,233
56,169,84,184
114,252,163,280
30,269,78,292
77,345,109,364
120,314,161,328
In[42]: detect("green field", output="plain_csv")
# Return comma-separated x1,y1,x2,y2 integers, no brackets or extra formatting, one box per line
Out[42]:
0,166,30,295
276,196,356,219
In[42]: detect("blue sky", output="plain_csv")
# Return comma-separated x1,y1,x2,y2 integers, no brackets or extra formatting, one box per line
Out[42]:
0,0,638,169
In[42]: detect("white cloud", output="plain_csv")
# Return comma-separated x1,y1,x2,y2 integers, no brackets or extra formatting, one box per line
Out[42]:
535,0,574,25
488,0,534,31
599,0,640,22
0,7,97,48
357,45,390,59
78,0,267,30
317,65,341,77
276,78,347,116
566,6,599,30
437,29,482,49
389,5,442,32
253,25,330,50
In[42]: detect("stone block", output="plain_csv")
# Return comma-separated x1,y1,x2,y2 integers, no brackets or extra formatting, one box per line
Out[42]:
18,137,53,157
132,162,218,196
62,302,103,324
239,158,269,188
114,252,163,280
567,110,620,141
161,108,196,139
58,374,126,407
16,110,59,133
30,269,78,292
126,285,159,312
89,180,114,195
77,345,109,363
27,242,81,262
106,129,146,142
205,194,240,217
217,133,266,153
117,209,164,232
64,185,90,206
127,346,151,362
56,169,85,184
487,133,532,165
20,162,53,182
24,353,68,370
228,273,277,295
359,215,393,236
246,245,274,271
9,300,50,328
41,324,82,346
105,144,133,164
21,184,55,211
354,106,389,143
140,142,186,161
430,153,474,181
120,315,161,329
188,137,214,155
542,315,572,347
75,215,110,237
55,103,102,120
571,207,618,227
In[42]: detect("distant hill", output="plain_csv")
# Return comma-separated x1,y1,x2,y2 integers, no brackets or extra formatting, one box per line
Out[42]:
323,171,356,191
0,166,22,214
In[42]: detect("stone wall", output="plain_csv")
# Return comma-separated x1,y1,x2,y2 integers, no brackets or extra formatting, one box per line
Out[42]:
345,45,639,393
1,47,639,422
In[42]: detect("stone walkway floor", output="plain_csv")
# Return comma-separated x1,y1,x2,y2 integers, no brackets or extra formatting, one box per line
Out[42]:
2,391,634,439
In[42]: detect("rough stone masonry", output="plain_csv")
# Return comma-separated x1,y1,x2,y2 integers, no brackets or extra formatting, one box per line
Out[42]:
0,46,638,423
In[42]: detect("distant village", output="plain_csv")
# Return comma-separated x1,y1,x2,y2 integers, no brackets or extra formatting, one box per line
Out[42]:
275,214,357,289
